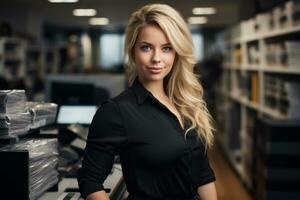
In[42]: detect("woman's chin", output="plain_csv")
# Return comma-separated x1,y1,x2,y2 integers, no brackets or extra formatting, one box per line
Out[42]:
144,74,166,82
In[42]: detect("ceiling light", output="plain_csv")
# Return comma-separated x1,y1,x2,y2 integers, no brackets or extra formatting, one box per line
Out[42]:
48,0,79,3
188,17,208,24
73,9,97,16
89,18,109,25
192,7,217,15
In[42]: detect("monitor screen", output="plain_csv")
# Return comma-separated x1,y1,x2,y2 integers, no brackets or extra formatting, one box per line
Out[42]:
57,105,98,125
51,82,95,105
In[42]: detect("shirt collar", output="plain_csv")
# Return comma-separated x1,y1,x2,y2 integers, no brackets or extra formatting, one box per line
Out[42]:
131,76,153,105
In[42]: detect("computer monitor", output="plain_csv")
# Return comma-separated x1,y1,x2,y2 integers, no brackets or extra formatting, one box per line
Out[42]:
51,82,95,105
56,105,97,125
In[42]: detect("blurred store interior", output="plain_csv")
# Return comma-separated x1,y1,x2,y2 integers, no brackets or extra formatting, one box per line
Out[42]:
0,0,299,200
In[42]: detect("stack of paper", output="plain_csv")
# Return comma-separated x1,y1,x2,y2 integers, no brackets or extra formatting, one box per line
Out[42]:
1,139,59,200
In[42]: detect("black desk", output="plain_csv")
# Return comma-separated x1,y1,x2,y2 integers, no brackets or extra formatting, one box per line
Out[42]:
38,164,125,200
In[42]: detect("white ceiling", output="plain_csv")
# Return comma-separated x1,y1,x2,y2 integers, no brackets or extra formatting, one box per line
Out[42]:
0,0,256,29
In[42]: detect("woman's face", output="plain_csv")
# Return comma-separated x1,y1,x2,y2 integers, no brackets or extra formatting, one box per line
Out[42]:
133,25,176,83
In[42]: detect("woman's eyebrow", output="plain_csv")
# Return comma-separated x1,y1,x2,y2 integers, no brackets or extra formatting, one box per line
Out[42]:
139,41,171,46
139,41,152,45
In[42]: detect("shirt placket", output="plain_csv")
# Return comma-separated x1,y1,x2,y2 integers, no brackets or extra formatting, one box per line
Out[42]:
151,97,196,193
185,133,196,193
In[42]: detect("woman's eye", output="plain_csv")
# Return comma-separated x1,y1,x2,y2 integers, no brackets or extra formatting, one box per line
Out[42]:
162,46,172,53
140,45,151,52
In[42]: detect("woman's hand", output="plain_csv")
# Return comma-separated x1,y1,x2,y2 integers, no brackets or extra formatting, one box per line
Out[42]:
86,190,110,200
197,182,217,200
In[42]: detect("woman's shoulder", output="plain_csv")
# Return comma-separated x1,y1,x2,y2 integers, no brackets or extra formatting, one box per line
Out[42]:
104,87,136,108
94,88,133,121
110,88,135,104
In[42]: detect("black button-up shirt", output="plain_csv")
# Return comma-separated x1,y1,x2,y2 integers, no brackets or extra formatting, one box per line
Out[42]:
77,77,215,199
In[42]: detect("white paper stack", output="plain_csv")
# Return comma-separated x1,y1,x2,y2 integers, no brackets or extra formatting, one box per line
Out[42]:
0,90,31,137
26,102,58,129
0,112,31,136
0,90,26,115
1,139,59,200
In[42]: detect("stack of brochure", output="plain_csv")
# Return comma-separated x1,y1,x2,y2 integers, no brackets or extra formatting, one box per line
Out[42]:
26,102,58,129
0,90,26,115
0,90,31,136
1,139,59,200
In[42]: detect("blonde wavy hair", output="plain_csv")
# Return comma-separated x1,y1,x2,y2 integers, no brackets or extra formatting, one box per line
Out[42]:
124,4,215,149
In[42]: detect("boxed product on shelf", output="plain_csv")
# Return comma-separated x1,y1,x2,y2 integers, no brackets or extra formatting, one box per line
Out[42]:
26,102,58,129
0,90,26,115
241,19,256,38
274,0,300,28
233,47,242,65
265,43,286,66
231,71,243,96
265,77,300,119
240,72,251,100
284,41,300,67
273,4,289,29
0,111,31,136
231,24,242,41
255,13,272,33
286,0,300,26
281,81,300,119
265,44,276,66
251,73,259,104
0,139,59,200
264,76,280,109
248,45,260,65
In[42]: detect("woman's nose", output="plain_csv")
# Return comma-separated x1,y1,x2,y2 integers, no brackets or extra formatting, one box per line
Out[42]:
151,49,161,63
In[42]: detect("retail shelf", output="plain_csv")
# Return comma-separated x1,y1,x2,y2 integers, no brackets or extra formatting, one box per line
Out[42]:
260,106,287,119
218,1,300,198
228,93,287,119
262,66,300,74
230,94,260,112
224,63,300,74
239,25,300,43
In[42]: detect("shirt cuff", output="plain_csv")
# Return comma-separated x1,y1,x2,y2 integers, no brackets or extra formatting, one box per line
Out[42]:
195,175,216,188
79,182,104,199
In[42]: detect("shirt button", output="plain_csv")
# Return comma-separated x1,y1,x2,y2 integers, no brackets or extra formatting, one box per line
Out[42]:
184,148,189,154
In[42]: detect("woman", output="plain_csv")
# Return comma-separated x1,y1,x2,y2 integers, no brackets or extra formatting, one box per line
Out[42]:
78,3,217,200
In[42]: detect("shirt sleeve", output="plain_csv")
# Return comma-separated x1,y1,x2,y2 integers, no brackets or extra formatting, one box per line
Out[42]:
191,144,216,188
77,100,127,199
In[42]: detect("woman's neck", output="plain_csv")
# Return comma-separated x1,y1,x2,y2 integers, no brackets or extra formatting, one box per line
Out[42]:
138,77,167,100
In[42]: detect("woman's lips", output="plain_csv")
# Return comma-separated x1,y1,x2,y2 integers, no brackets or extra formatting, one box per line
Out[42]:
147,67,164,74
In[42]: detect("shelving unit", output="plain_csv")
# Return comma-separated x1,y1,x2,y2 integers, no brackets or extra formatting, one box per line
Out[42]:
0,37,26,81
216,0,300,198
25,45,59,97
44,46,59,74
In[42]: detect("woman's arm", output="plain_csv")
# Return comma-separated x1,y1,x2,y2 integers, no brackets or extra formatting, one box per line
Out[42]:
197,182,217,200
86,190,110,200
77,100,127,199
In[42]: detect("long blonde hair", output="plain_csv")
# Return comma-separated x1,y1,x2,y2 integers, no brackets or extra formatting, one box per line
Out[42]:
124,4,215,149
